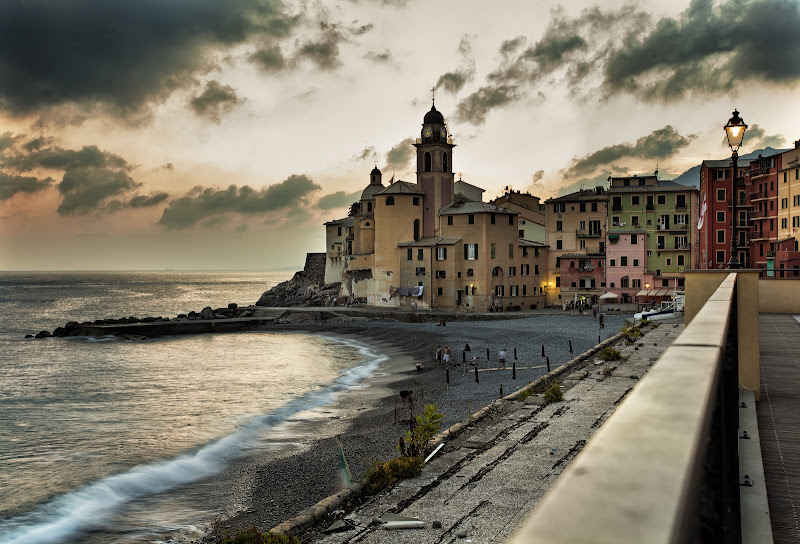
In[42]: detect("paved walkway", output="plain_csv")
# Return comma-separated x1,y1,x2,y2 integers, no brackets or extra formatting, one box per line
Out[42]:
310,321,684,543
758,314,800,544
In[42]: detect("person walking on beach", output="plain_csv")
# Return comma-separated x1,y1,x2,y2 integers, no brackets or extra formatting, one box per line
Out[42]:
592,306,597,320
599,313,605,329
498,348,507,369
436,346,442,364
444,346,451,365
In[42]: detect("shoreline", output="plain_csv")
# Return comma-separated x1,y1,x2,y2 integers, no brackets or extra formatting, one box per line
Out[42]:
181,314,629,542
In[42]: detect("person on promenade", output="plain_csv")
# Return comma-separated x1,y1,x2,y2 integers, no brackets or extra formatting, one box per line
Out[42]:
593,306,597,320
498,348,507,369
444,346,451,365
464,343,471,352
599,313,605,329
436,346,442,364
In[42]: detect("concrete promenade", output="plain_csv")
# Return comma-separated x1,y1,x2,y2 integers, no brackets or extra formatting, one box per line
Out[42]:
308,321,684,543
758,314,800,543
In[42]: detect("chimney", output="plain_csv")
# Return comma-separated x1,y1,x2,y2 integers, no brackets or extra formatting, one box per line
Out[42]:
795,139,800,149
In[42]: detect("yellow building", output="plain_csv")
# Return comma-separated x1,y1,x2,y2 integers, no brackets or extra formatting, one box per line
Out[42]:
323,104,548,311
778,140,800,241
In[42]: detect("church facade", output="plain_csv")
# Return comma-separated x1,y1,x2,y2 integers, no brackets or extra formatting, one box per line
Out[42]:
323,104,548,312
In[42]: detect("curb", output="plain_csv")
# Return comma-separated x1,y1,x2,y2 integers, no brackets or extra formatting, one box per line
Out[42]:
269,326,638,537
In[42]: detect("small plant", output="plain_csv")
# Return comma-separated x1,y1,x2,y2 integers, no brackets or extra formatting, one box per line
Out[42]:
579,369,591,380
601,365,617,377
621,326,642,342
518,389,533,402
400,404,444,457
544,383,563,404
600,347,622,362
218,527,300,544
361,456,424,495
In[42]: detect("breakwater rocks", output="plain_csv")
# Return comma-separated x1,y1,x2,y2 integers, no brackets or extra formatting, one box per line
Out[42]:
255,270,340,307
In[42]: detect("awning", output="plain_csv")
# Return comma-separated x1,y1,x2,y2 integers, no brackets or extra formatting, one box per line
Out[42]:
599,292,619,300
655,289,670,296
635,289,648,297
608,234,620,241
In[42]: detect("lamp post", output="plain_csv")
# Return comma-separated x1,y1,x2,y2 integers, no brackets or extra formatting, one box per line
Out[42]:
724,110,747,269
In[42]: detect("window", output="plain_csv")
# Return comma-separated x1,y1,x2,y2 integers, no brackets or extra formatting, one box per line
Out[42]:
666,258,672,266
465,243,478,260
612,196,622,211
521,264,529,275
631,235,637,245
535,264,539,274
415,267,425,276
678,254,685,266
468,214,474,224
386,196,395,206
580,240,586,249
717,211,725,222
447,215,453,225
437,287,443,296
556,240,563,249
632,279,641,288
580,202,586,212
413,197,419,206
467,268,474,276
519,230,525,237
657,195,666,205
336,226,342,236
413,219,420,241
509,244,514,259
782,198,788,209
782,218,788,229
612,216,621,226
676,194,686,208
662,279,669,287
621,256,628,266
716,250,725,263
509,266,516,276
631,215,639,227
435,270,446,278
591,203,597,212
491,243,496,259
424,152,431,172
716,189,725,201
658,235,665,249
495,285,505,296
647,250,652,256
407,248,412,260
632,195,640,206
417,248,424,260
522,285,527,296
610,259,616,266
510,285,518,297
717,230,725,243
367,202,373,212
556,220,563,231
555,277,561,287
437,247,447,260
570,261,575,268
491,213,496,224
621,277,629,288
675,214,688,225
442,152,448,172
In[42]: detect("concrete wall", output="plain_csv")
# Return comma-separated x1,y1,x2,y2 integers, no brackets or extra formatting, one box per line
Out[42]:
685,269,760,399
759,278,800,313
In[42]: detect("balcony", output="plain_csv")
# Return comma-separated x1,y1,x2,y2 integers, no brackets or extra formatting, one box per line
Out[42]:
676,203,687,210
576,229,602,238
767,250,776,259
737,220,753,228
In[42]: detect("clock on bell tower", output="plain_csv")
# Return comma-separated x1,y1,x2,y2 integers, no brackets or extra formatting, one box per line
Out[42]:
414,101,456,237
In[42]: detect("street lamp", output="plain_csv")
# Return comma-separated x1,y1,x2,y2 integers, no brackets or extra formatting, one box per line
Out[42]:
724,109,747,269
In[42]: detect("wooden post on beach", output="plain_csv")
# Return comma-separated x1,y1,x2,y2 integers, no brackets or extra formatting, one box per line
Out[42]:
569,339,573,354
512,360,516,380
475,364,479,383
500,384,503,397
541,344,545,357
546,356,551,373
514,346,517,359
486,347,490,364
446,367,450,385
598,334,601,344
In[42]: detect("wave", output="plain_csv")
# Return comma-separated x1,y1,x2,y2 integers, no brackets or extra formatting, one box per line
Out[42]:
0,336,386,544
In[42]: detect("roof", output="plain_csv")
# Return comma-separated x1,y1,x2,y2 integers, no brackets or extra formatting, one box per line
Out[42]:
398,236,462,247
324,217,355,227
375,180,425,196
454,180,485,192
546,188,607,203
423,103,445,124
439,201,518,215
370,166,381,175
702,159,734,168
518,238,548,247
360,183,384,200
608,180,697,193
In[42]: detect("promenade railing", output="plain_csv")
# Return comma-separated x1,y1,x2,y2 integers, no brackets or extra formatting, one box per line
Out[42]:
510,273,741,544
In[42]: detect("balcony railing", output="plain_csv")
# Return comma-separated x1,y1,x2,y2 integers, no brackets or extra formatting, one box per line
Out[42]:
511,274,741,544
576,229,601,238
767,250,776,258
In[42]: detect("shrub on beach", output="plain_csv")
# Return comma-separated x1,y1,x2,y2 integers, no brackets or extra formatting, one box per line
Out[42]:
217,526,300,544
544,383,563,404
600,347,622,361
400,403,444,457
362,456,424,495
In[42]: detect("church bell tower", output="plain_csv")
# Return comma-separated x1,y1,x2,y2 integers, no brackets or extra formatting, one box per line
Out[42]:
415,100,455,237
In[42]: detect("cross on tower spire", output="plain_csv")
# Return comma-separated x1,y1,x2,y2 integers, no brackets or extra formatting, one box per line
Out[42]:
431,86,435,105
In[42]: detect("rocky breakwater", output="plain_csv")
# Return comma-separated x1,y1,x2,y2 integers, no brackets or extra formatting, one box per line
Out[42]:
27,303,263,339
255,270,340,308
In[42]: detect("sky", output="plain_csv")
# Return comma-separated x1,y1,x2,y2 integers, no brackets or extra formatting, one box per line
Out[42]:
1,0,799,271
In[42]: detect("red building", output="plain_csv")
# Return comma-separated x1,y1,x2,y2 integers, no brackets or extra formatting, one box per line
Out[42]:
746,153,781,269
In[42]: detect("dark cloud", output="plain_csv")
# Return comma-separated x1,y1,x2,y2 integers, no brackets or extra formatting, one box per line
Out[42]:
0,0,300,119
317,190,362,210
521,34,587,71
455,85,520,125
189,80,243,122
603,0,800,100
353,23,374,36
128,192,170,208
57,167,141,215
158,174,321,229
435,38,476,95
532,170,544,182
0,171,55,201
355,146,376,161
296,27,344,70
721,123,786,150
385,138,415,172
557,173,609,197
565,125,696,177
364,50,393,64
250,44,287,72
0,131,21,153
500,36,526,56
3,144,130,172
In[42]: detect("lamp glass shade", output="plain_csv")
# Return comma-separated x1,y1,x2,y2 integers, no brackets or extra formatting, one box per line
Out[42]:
724,110,747,151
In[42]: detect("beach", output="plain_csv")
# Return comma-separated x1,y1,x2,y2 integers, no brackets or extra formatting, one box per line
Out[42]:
193,312,628,540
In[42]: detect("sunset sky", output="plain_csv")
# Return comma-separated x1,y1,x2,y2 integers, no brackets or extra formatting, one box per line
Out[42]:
1,0,799,271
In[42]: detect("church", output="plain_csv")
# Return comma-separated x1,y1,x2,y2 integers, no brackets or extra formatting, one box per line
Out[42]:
323,103,548,312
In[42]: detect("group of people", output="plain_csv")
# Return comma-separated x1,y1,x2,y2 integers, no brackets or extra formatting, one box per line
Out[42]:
436,343,509,369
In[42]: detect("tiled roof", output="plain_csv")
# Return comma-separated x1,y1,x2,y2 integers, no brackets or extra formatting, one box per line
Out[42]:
519,238,548,247
545,188,608,203
440,201,518,215
608,180,697,193
324,217,355,226
398,236,462,247
375,180,425,195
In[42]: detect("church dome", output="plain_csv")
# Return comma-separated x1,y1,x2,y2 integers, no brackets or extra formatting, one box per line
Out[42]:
371,166,381,175
423,104,445,125
361,183,384,201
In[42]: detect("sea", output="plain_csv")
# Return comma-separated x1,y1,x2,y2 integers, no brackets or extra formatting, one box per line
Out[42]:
0,271,387,544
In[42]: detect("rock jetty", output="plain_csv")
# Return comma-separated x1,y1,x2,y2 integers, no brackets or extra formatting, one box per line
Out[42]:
255,270,340,308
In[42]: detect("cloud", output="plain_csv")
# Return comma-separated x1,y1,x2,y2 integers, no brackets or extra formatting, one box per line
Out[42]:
56,166,141,216
435,38,476,94
189,80,244,122
355,146,376,161
721,123,786,150
250,44,287,72
0,0,301,119
294,19,372,70
317,190,362,210
455,84,521,125
364,50,393,64
0,171,55,201
565,126,697,177
384,138,415,172
0,131,21,153
557,173,610,197
127,192,170,208
500,36,526,56
3,144,130,172
603,0,800,101
158,174,321,229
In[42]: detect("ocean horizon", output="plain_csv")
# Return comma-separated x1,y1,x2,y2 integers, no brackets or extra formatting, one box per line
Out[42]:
0,270,385,544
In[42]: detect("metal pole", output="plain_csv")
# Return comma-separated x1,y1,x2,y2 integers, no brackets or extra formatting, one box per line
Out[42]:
728,150,741,269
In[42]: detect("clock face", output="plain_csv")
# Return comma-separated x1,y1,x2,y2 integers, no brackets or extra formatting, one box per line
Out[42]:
423,127,433,138
440,127,447,140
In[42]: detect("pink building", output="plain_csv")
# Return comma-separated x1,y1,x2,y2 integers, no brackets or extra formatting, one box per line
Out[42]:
605,232,648,303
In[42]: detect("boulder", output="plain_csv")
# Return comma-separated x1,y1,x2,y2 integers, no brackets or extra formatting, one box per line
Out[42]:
34,330,52,338
199,306,215,320
255,270,341,308
228,303,238,310
24,334,34,338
